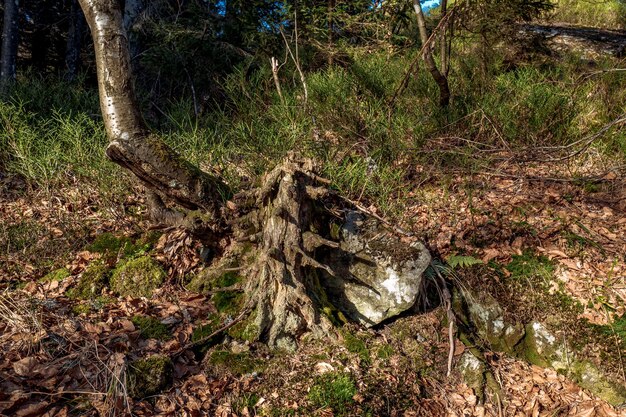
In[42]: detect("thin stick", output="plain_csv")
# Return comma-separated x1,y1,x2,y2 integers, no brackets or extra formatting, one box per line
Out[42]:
172,307,251,357
430,261,456,377
270,57,285,105
279,20,308,106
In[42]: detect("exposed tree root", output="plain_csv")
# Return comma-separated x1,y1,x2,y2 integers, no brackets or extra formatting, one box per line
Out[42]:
235,158,339,350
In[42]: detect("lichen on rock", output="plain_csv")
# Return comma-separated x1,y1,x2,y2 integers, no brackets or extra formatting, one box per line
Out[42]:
458,351,486,400
317,211,431,326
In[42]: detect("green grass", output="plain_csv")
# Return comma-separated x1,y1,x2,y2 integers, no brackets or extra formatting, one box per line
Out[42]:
551,0,626,29
308,372,357,415
1,45,624,220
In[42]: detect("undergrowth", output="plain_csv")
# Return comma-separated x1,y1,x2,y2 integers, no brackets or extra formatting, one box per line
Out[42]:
0,47,624,220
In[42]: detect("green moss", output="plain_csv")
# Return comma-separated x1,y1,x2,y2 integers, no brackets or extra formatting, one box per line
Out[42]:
88,233,132,256
189,319,223,354
71,303,91,315
227,318,259,342
377,345,394,359
506,251,554,282
68,261,110,299
342,331,371,365
40,268,70,282
131,315,171,340
92,296,114,310
127,355,173,399
214,271,241,288
110,256,166,297
208,350,264,376
308,372,356,415
212,290,243,313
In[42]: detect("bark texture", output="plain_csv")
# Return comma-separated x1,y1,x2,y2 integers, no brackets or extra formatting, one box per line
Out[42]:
412,0,450,107
1,0,19,91
234,159,337,350
77,0,229,215
65,0,86,81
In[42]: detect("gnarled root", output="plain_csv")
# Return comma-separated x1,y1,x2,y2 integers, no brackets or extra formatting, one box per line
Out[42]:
239,158,339,350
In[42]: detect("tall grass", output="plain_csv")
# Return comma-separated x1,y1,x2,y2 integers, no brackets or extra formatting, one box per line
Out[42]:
1,45,624,217
551,0,626,29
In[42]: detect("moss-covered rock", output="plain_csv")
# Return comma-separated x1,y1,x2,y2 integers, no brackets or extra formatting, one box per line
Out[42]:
110,256,165,298
68,261,111,299
457,352,486,401
455,288,525,354
571,361,626,406
521,321,626,406
127,355,173,398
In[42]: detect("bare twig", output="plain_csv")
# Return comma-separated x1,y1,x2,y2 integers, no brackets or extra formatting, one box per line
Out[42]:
521,113,626,162
172,307,251,357
270,57,285,105
279,17,308,107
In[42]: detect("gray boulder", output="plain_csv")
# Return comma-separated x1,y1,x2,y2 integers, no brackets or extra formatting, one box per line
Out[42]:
319,211,431,326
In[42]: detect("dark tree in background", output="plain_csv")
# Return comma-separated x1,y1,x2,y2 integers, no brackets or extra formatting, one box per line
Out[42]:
1,0,19,92
65,0,86,81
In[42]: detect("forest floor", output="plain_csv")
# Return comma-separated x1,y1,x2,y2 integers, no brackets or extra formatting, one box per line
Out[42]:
1,143,625,416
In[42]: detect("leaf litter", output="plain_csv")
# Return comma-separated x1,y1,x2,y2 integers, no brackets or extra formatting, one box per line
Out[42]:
0,152,625,416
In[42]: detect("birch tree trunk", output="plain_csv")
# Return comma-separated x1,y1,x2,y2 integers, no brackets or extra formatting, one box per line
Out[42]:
1,0,19,93
77,0,229,216
412,0,450,107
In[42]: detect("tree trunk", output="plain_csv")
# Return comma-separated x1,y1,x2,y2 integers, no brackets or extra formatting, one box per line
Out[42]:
412,0,450,107
123,0,144,62
1,0,19,93
77,0,229,217
327,0,335,66
440,0,450,77
65,0,86,81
